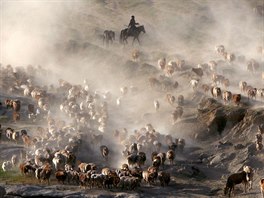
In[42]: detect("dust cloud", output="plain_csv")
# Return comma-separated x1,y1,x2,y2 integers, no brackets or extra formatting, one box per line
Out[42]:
0,0,263,167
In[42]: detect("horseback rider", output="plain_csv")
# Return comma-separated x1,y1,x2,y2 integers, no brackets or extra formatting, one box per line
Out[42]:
127,15,139,35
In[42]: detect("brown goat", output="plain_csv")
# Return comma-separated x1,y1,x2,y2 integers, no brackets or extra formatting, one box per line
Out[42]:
232,94,241,106
35,164,52,185
55,170,67,184
224,170,250,197
158,171,171,187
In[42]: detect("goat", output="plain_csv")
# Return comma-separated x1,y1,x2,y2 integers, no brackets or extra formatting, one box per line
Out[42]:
2,161,12,172
224,169,251,197
243,165,254,190
35,164,53,185
158,171,171,187
19,162,37,175
55,170,68,184
260,178,264,198
166,150,175,165
232,94,241,106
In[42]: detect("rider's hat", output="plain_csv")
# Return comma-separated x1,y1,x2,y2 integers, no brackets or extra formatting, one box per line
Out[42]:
131,15,135,18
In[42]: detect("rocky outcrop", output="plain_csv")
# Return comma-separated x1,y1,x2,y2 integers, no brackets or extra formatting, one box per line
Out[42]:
1,184,141,198
196,98,247,140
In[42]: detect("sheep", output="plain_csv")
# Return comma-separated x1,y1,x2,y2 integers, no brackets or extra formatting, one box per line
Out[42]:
247,59,259,74
256,142,263,151
11,155,18,167
178,95,184,106
154,100,160,112
5,127,14,140
224,169,251,197
211,74,225,86
66,169,79,185
171,106,183,124
190,79,199,90
2,161,12,172
157,153,166,168
127,154,138,167
12,99,21,112
224,53,236,64
21,134,33,147
178,138,186,153
247,88,257,101
52,156,65,171
137,152,146,167
158,171,171,187
153,140,162,152
100,145,109,161
142,170,156,184
129,143,138,155
168,142,177,152
132,49,140,62
152,156,161,168
103,171,120,189
165,64,175,76
215,45,225,55
78,162,96,173
208,60,217,72
13,111,20,122
211,87,222,99
79,172,90,188
166,94,176,106
90,173,106,188
222,91,232,105
255,133,262,150
121,163,130,171
158,58,166,70
166,150,175,165
118,176,140,190
222,78,230,89
120,87,128,96
239,81,247,93
11,131,20,144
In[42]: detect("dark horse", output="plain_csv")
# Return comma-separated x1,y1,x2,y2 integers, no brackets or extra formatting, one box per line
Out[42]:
103,30,115,46
120,25,146,45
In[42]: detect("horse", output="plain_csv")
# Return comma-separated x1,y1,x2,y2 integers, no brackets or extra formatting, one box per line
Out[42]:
103,30,115,46
120,25,146,45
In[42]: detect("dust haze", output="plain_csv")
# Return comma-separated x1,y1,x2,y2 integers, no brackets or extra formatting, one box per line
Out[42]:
0,0,263,168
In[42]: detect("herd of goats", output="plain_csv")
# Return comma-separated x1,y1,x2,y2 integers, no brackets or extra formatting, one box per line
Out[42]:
0,42,264,197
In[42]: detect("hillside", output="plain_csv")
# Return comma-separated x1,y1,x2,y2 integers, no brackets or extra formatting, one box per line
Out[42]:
0,0,264,197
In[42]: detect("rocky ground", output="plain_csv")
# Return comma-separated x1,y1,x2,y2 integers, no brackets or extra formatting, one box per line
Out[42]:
1,0,264,197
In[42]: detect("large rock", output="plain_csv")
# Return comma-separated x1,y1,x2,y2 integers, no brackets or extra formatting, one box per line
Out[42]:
5,185,86,198
197,98,247,140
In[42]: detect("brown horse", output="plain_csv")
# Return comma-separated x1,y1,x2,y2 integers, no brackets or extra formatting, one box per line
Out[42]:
120,25,146,45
